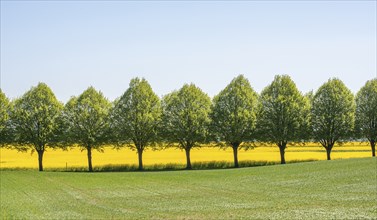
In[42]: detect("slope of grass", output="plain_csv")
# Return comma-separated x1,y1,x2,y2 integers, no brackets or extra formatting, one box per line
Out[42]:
1,158,376,219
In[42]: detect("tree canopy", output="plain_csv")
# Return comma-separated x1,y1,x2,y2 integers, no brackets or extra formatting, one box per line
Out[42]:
0,89,11,146
355,79,377,157
257,75,310,164
210,75,258,167
62,87,111,172
161,84,211,169
9,83,63,171
311,78,355,160
111,78,161,170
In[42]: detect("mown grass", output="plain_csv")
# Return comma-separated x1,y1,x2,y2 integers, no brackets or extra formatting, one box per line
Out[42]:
1,157,376,219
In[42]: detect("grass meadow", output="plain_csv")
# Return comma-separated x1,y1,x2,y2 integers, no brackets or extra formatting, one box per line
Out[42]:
0,142,372,170
1,157,376,219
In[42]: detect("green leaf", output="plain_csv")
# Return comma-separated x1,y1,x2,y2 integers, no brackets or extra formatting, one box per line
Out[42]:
210,74,258,148
311,78,355,148
161,83,211,150
110,77,161,151
61,87,111,150
257,75,310,146
9,83,63,151
355,79,377,142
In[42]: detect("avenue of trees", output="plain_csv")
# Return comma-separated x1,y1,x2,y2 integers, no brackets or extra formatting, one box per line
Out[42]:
60,87,112,172
311,79,355,160
355,79,377,157
161,84,212,169
6,83,63,171
0,76,376,171
210,75,258,168
0,90,11,145
256,75,310,164
111,78,161,170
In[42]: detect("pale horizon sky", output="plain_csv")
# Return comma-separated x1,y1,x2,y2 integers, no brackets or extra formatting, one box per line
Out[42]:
1,1,376,102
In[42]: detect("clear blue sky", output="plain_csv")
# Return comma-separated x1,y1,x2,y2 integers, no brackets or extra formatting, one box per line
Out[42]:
1,1,376,102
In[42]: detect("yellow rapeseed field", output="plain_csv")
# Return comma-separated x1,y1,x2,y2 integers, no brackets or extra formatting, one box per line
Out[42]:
0,142,372,169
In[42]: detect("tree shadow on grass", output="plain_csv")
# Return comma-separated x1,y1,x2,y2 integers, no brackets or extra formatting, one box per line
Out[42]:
33,159,318,172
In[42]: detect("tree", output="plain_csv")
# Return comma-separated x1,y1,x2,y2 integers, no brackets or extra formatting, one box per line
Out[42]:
257,75,310,164
161,84,211,169
311,78,355,160
9,83,63,171
110,78,161,170
0,89,10,145
355,79,377,157
210,75,258,168
62,87,111,172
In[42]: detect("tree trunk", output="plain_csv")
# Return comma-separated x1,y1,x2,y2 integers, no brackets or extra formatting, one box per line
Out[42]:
87,146,93,172
370,140,376,157
185,148,192,170
137,148,143,171
37,150,44,172
232,144,240,168
326,147,332,160
279,145,286,164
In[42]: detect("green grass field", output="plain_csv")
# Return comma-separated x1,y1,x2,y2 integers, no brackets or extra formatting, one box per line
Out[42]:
1,158,376,219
